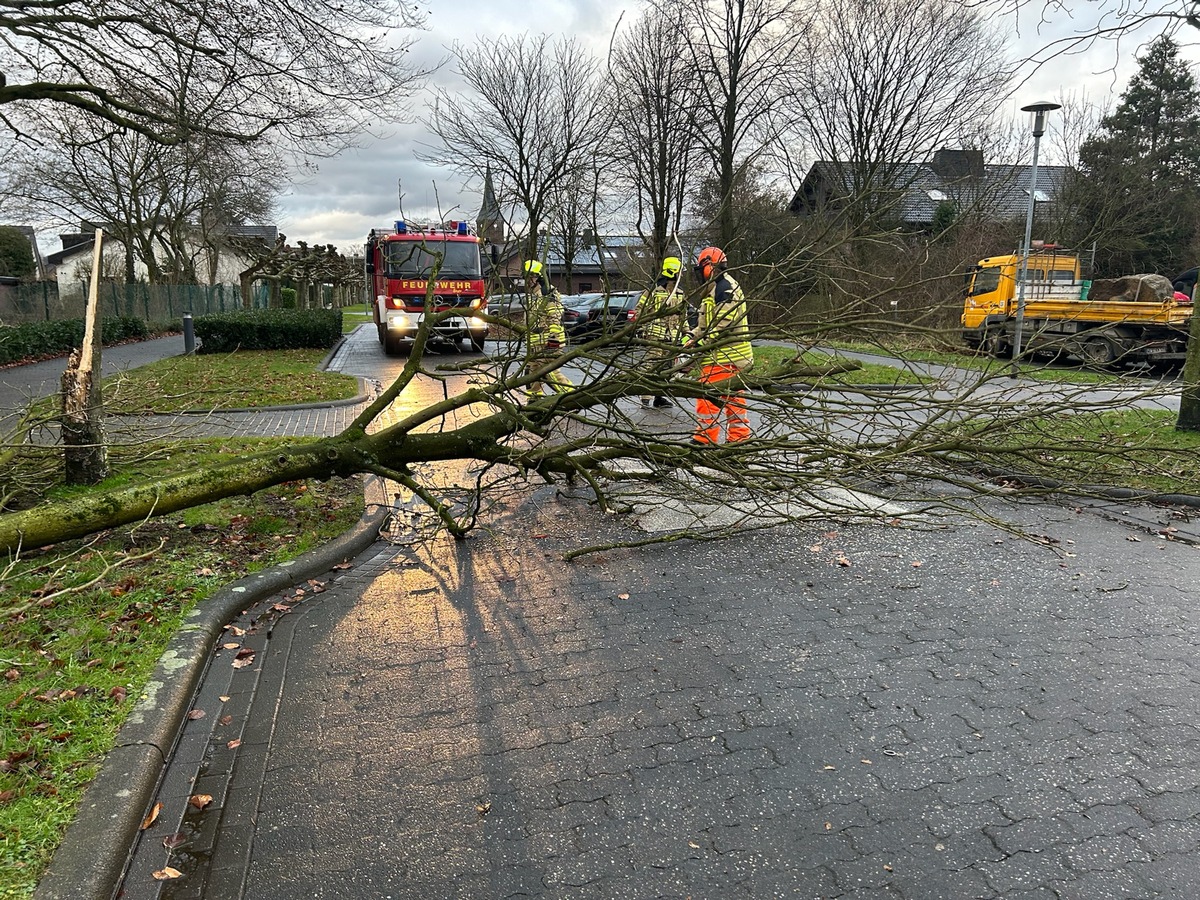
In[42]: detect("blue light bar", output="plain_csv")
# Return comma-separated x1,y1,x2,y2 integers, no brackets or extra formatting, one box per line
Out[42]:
394,220,407,234
457,221,468,235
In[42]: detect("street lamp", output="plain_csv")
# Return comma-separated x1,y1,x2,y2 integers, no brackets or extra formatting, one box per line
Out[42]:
1010,99,1061,377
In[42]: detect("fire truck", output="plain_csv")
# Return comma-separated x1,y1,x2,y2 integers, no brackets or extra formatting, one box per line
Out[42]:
365,220,488,355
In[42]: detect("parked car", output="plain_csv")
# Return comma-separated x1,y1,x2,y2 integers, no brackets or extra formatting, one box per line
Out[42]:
488,292,527,320
561,291,642,340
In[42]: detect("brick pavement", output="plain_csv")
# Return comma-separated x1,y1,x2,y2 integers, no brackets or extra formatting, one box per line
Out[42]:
119,482,1200,899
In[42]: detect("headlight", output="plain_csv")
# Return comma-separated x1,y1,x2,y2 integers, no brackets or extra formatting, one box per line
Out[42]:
470,297,484,310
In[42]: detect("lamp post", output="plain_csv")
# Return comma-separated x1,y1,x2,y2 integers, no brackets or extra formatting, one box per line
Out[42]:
1010,100,1061,377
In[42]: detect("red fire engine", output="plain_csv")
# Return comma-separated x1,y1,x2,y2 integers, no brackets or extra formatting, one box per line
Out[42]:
365,220,488,355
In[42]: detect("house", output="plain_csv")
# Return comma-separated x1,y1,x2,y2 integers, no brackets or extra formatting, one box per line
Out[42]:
45,222,280,285
789,149,1074,230
490,234,650,295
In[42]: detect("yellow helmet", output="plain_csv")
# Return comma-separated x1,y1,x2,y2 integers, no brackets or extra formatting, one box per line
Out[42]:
523,259,543,275
661,257,682,279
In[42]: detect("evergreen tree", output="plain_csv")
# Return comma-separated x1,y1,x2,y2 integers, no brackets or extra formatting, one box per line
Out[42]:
0,227,35,279
1071,36,1200,277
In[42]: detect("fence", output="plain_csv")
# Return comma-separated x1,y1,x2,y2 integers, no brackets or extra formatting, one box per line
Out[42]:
0,282,271,325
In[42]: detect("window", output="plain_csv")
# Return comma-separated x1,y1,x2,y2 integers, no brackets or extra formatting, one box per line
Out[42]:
927,189,948,202
579,282,593,292
970,266,1002,296
1025,188,1050,202
385,240,481,278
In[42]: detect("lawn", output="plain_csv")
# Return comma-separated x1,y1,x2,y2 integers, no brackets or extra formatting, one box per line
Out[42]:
0,437,363,898
101,349,360,413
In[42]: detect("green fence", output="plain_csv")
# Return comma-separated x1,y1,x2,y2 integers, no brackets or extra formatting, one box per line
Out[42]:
0,282,270,325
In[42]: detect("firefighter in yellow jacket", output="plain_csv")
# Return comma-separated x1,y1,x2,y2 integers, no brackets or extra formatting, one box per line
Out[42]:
689,246,753,443
633,256,686,408
523,260,573,398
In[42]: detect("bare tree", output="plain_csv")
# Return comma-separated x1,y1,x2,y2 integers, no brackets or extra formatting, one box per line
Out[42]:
610,6,700,261
425,35,613,260
788,0,1011,229
0,0,426,146
669,0,806,249
11,111,280,284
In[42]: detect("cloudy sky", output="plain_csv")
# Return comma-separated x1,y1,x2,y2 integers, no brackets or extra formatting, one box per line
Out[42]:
276,0,1194,254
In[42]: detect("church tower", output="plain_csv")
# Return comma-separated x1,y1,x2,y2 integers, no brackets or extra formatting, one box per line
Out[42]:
476,168,505,245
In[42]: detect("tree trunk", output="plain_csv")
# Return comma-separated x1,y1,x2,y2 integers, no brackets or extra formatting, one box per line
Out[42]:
62,230,109,485
1177,302,1200,430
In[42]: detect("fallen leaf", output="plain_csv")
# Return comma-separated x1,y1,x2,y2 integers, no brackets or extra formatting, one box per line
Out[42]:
823,765,836,771
152,867,183,881
188,794,213,810
475,802,491,818
860,758,873,765
196,567,215,577
688,841,700,849
835,556,851,567
140,802,163,830
227,739,242,750
226,626,246,637
825,822,832,830
3,669,19,682
331,562,353,570
884,864,893,872
222,642,240,650
0,790,15,803
910,561,923,568
617,593,630,600
187,709,206,721
272,603,293,612
1126,535,1142,542
809,544,822,552
162,833,187,849
219,695,231,702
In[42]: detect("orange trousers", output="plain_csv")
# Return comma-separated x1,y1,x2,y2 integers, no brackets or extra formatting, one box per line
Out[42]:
695,364,750,444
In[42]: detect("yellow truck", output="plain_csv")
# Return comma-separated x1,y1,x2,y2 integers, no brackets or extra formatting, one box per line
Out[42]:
961,247,1192,366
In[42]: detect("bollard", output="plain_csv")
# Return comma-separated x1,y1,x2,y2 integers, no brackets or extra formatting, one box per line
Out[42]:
183,313,195,354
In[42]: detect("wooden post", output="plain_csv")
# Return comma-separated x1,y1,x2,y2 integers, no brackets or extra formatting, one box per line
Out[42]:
61,228,110,484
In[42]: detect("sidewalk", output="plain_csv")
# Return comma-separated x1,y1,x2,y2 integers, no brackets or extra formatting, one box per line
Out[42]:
23,333,1200,898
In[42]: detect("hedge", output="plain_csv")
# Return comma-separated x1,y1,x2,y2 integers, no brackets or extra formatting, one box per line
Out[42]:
194,308,342,354
0,316,150,366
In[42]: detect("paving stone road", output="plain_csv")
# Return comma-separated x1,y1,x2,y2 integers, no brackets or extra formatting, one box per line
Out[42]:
118,482,1200,900
105,329,1200,899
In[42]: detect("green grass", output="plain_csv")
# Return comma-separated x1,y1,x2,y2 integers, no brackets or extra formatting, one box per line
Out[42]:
952,407,1200,495
341,305,374,334
0,437,364,898
101,349,359,413
820,338,1121,385
754,345,927,386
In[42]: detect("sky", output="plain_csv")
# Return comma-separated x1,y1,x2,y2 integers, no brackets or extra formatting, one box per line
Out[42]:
34,1,1199,257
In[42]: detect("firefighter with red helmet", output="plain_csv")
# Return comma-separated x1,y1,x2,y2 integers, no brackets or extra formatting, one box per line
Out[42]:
522,259,574,398
633,255,686,408
688,246,753,443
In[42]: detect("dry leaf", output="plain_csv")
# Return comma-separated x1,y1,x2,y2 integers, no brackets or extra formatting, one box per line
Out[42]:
186,709,205,720
163,833,187,849
860,759,873,765
475,802,491,817
140,802,163,830
331,562,353,570
809,544,822,552
824,822,832,830
152,867,183,881
188,794,213,810
617,593,630,600
823,765,836,770
911,561,923,568
1126,535,1142,542
226,626,246,637
222,642,240,650
219,695,231,702
883,864,893,872
835,556,851,567
227,739,242,749
688,841,700,849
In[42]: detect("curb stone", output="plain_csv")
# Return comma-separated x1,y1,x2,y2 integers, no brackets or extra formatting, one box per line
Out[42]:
33,506,389,900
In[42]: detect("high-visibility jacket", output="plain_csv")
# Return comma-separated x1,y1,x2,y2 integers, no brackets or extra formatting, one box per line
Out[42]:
692,272,753,369
525,283,567,351
634,277,685,343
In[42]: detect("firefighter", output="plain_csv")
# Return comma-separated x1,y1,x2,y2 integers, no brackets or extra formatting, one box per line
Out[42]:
688,246,753,444
522,259,574,398
633,256,686,408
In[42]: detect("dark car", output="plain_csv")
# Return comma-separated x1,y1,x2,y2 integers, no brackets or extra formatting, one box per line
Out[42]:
561,291,641,340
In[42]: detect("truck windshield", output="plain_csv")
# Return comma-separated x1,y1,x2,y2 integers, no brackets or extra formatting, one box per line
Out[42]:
970,266,1001,295
385,240,481,278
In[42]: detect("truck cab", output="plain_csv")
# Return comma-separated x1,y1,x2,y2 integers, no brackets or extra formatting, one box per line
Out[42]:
366,221,488,356
961,249,1082,354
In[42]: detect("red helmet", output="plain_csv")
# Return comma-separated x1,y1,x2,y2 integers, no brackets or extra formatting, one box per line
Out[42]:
695,246,727,280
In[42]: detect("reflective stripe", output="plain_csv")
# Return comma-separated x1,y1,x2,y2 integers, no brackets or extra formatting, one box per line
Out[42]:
696,274,753,368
